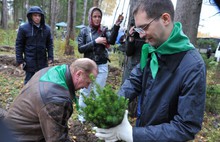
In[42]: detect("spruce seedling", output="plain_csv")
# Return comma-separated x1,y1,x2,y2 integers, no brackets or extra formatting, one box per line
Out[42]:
81,74,128,128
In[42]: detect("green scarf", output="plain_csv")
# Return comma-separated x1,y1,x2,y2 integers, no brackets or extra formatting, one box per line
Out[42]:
140,22,194,79
40,65,79,110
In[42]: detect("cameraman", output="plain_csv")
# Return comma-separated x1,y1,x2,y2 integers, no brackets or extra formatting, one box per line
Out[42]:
77,7,123,123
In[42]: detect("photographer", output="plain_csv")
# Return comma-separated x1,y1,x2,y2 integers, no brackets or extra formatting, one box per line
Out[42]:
121,18,145,118
77,7,123,122
122,18,145,83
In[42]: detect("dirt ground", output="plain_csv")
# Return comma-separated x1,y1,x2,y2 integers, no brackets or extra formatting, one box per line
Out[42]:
0,46,122,142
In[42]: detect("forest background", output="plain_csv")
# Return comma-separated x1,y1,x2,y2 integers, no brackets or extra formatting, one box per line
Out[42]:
0,0,220,141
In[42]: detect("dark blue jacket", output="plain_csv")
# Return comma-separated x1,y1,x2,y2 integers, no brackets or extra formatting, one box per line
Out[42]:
119,49,206,141
15,6,53,72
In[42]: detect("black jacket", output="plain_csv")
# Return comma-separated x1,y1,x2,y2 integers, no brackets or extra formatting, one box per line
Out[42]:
78,25,119,65
122,33,145,83
15,6,53,72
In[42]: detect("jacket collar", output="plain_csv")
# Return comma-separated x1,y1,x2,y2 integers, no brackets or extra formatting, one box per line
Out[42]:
159,51,187,73
65,65,76,100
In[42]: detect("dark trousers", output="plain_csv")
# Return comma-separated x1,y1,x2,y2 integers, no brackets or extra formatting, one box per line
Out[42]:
24,71,35,84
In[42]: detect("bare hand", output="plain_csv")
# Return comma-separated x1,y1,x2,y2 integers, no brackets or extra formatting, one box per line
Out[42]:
129,26,135,36
19,64,23,70
95,37,107,46
115,13,124,26
48,60,53,66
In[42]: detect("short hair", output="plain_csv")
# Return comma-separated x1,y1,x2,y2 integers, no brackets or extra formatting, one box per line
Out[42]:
70,58,98,74
133,0,174,21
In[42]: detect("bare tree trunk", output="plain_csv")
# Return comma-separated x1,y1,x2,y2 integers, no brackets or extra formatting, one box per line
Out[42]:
48,0,51,25
93,0,99,7
73,0,77,38
23,0,29,21
64,0,74,55
174,0,202,46
2,0,8,29
50,0,59,38
13,0,18,29
82,0,88,25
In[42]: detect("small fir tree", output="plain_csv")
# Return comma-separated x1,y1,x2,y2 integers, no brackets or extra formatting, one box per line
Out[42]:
81,74,128,128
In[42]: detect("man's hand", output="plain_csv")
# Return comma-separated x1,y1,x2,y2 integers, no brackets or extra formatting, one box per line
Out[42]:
115,13,124,26
18,62,26,70
48,60,53,66
19,64,23,70
94,110,133,142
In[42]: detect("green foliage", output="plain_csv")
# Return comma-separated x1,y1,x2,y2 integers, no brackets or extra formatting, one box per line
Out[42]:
201,53,218,70
81,77,128,128
206,84,220,113
0,73,23,108
53,39,66,55
0,29,17,46
197,38,217,51
202,54,220,114
108,46,122,68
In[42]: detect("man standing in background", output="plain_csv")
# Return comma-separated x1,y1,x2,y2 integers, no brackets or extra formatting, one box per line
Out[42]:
15,6,54,84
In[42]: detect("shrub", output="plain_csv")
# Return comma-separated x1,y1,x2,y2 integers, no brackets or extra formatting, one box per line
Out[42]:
81,75,128,128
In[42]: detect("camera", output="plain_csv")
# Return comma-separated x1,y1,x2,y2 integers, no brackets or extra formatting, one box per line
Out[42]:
130,18,135,27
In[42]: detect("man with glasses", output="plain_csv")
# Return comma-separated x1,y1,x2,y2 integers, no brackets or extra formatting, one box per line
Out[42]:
94,0,206,141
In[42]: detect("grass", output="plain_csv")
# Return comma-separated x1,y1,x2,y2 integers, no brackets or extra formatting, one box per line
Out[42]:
0,73,23,108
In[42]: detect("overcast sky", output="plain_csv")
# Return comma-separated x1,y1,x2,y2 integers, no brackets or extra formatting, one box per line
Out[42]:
172,0,220,37
102,0,220,37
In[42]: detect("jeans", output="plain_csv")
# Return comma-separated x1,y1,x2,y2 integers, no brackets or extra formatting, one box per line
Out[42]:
78,63,108,122
24,71,35,85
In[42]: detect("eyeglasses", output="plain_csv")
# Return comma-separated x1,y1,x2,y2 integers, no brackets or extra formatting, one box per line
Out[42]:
134,15,161,34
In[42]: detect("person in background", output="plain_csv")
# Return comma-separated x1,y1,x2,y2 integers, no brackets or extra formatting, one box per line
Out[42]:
122,18,145,84
5,58,98,142
206,44,212,59
77,7,123,123
15,6,54,84
95,0,206,141
121,18,145,119
117,31,127,68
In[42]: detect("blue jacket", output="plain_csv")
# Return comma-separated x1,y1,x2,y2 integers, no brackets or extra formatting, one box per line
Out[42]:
15,6,53,72
118,49,206,141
